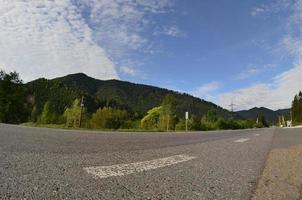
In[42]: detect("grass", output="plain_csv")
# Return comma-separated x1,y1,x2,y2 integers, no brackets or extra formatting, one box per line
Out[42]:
20,122,167,133
20,122,68,129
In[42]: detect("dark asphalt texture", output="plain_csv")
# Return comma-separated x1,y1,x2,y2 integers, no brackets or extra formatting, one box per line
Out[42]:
0,124,286,199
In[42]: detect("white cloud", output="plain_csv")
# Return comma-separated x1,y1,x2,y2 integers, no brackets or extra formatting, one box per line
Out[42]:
219,0,302,110
217,64,302,110
120,66,138,77
192,81,220,99
0,0,118,82
250,0,292,17
153,25,186,37
0,0,174,82
236,64,276,80
81,0,174,58
251,5,271,16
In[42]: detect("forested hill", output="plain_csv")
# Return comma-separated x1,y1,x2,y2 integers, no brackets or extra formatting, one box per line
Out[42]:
236,107,290,124
26,73,234,119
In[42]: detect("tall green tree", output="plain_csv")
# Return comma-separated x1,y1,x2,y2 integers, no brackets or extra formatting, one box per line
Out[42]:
0,70,29,123
255,114,269,128
158,93,178,131
40,101,60,124
64,98,86,128
292,91,302,123
200,108,219,130
141,106,162,130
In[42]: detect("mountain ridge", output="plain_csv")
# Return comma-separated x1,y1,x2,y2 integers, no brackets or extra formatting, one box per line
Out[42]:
236,107,291,124
25,73,236,120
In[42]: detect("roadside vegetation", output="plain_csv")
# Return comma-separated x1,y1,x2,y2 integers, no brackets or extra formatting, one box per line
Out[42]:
1,70,273,131
292,91,302,126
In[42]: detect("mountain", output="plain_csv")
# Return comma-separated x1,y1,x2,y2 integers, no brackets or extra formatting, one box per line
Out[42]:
25,73,235,120
236,107,291,124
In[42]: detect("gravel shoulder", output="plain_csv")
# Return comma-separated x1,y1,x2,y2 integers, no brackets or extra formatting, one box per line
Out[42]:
252,128,302,200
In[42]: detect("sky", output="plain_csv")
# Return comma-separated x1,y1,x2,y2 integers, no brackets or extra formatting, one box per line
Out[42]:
1,0,302,111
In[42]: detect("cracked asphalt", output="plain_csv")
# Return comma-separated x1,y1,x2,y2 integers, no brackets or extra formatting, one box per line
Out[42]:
0,123,291,199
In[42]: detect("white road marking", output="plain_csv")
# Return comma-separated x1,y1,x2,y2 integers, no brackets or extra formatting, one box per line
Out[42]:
234,138,250,143
84,154,196,179
254,134,260,136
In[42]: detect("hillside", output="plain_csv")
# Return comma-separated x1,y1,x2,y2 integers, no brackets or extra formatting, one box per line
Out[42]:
236,107,291,124
25,73,235,119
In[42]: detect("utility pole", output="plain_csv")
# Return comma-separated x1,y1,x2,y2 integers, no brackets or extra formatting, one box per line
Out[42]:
229,99,236,119
79,96,84,128
166,115,170,132
229,100,236,113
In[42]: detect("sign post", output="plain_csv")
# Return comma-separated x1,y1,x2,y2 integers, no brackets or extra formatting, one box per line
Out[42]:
185,112,189,132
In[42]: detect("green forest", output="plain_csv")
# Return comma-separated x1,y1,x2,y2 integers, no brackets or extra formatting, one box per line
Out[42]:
2,70,296,131
292,91,302,125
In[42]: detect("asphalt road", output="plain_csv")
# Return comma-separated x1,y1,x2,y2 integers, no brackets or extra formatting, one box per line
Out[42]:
0,124,291,199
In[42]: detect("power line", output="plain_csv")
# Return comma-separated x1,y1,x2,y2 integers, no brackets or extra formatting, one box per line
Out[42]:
79,96,85,128
229,99,236,113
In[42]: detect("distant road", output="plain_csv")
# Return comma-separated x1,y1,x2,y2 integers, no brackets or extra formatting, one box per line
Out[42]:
1,124,300,199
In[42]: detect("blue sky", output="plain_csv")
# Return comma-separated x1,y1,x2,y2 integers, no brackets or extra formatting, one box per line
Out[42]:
1,0,302,110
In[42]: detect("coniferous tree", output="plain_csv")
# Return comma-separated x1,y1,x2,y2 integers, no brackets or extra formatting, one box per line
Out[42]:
0,70,29,123
292,91,302,123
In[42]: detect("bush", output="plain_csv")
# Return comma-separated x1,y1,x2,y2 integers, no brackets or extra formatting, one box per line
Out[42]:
175,119,192,131
141,106,162,130
217,119,237,130
63,99,88,128
90,107,128,129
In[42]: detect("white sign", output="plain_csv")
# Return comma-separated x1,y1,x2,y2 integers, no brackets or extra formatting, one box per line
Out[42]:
185,112,189,120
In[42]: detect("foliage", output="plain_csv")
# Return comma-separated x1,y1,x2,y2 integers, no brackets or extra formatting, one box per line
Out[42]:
292,91,302,123
90,107,128,129
141,106,163,130
237,107,290,125
0,70,29,123
175,115,201,131
40,101,58,124
254,114,269,128
158,94,179,131
1,71,259,132
63,99,88,128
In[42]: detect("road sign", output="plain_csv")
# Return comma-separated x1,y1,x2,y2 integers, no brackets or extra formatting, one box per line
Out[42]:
185,112,189,120
185,112,189,132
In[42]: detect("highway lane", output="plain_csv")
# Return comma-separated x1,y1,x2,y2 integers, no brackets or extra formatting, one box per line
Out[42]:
0,124,274,199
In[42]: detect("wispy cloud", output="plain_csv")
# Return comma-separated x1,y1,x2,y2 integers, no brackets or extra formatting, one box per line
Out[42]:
218,0,302,110
250,0,293,17
217,64,302,110
192,81,220,99
0,0,175,82
251,5,271,16
153,25,186,37
236,64,276,80
120,66,138,77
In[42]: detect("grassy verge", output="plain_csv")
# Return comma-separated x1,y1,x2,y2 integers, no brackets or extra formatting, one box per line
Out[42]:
20,122,166,132
20,122,68,129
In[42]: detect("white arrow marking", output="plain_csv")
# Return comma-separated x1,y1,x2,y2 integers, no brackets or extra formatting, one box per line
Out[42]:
234,138,250,143
84,154,196,179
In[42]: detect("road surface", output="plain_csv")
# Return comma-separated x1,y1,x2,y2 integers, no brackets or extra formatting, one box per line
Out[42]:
0,124,301,199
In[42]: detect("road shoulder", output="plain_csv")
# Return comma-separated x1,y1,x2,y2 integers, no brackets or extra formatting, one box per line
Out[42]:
252,128,302,200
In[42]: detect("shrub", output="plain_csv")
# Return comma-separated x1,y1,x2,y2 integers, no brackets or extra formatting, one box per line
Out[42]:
90,107,128,129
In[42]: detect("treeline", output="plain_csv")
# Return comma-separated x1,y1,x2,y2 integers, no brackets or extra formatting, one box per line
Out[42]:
0,71,30,123
40,94,257,131
292,91,302,124
0,70,266,131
